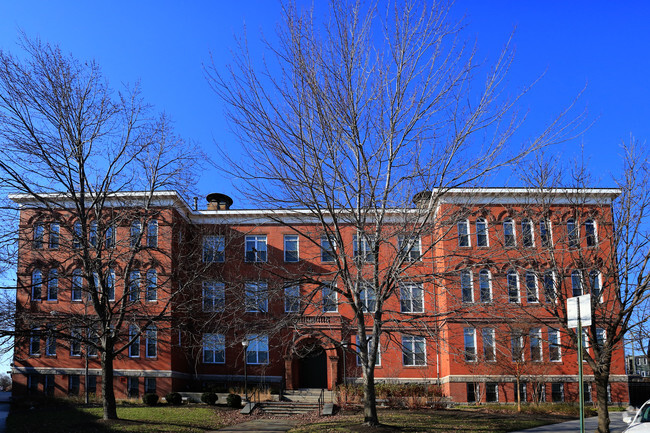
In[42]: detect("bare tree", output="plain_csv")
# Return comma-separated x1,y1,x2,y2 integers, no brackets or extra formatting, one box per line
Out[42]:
207,0,580,425
0,36,201,419
505,143,650,433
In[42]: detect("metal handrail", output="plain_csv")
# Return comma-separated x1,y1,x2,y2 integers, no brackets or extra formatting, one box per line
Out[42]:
318,387,325,414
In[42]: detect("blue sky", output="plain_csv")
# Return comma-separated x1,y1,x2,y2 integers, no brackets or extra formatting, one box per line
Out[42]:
0,1,647,369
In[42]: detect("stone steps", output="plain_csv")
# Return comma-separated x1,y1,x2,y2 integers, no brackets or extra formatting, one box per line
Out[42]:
257,401,320,416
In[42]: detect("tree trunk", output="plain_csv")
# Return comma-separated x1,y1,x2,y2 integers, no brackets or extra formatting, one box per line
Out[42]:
516,376,521,412
594,373,610,433
102,350,118,420
362,366,379,426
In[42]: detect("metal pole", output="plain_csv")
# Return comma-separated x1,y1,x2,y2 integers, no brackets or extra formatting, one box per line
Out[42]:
578,313,585,433
84,347,89,404
244,359,248,402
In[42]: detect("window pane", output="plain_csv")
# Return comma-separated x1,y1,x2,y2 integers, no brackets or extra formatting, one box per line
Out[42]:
476,219,488,247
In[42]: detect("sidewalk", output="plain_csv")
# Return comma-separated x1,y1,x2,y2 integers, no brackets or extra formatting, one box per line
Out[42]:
511,411,628,433
212,419,300,433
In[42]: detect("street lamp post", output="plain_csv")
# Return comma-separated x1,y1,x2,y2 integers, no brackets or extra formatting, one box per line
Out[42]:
242,338,249,402
341,340,348,407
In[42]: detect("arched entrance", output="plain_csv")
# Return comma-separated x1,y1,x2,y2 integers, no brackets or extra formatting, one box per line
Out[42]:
298,345,327,388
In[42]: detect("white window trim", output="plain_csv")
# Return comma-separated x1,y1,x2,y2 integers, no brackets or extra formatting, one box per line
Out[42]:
320,235,337,262
482,328,496,362
530,328,543,362
525,271,539,303
29,328,40,356
503,219,516,247
476,219,489,247
202,235,225,263
283,234,299,262
245,234,268,263
398,235,422,261
245,281,268,313
479,269,492,303
458,220,471,247
585,219,598,247
521,219,535,247
540,219,553,247
402,335,426,366
400,283,424,313
356,335,381,366
128,325,140,358
245,334,269,365
203,333,226,364
322,283,338,313
507,270,520,303
464,328,477,362
461,270,474,303
203,281,225,312
145,326,157,358
548,328,562,362
284,285,300,313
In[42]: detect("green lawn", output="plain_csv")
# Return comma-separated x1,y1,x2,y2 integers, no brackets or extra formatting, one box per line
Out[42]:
289,408,575,433
6,404,229,433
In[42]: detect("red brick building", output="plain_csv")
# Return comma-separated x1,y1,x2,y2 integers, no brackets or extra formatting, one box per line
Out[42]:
10,188,629,404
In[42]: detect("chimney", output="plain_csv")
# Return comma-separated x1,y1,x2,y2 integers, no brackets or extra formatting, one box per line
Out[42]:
206,193,233,211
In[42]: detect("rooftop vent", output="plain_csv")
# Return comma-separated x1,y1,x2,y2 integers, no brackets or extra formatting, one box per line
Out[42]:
206,193,233,211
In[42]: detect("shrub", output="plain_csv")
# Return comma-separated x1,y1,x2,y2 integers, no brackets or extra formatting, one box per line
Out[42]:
142,393,159,406
226,393,242,408
165,392,183,406
201,391,218,405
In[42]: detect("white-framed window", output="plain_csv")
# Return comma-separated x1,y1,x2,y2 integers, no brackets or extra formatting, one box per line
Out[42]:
585,219,597,247
464,328,477,361
504,219,516,247
105,223,115,248
402,335,426,366
284,285,300,313
359,283,377,313
525,271,538,303
507,270,519,303
70,327,82,357
357,335,381,366
45,326,56,356
130,220,142,248
245,235,267,262
482,328,496,362
33,223,44,249
87,327,98,357
548,328,561,361
49,223,60,249
246,334,269,364
29,328,40,356
245,281,268,313
571,270,583,297
461,270,473,303
71,269,83,301
73,221,82,249
584,382,592,403
595,328,606,350
47,269,58,301
589,270,601,300
284,235,299,262
321,235,336,262
322,283,338,313
203,333,225,364
128,324,140,358
540,219,552,247
522,219,534,247
530,328,542,362
31,269,42,301
202,235,225,263
544,271,556,302
203,281,225,312
511,331,524,362
400,283,424,313
476,219,489,247
145,325,157,358
353,233,375,262
458,220,470,247
479,269,492,302
147,220,158,248
106,269,115,301
128,270,140,302
398,235,421,261
567,219,578,247
145,269,157,301
89,221,98,247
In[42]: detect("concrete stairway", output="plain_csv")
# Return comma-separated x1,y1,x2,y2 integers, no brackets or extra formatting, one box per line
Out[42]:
255,389,335,416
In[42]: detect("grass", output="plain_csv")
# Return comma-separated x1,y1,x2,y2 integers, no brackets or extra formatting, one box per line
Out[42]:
6,402,232,433
288,408,577,433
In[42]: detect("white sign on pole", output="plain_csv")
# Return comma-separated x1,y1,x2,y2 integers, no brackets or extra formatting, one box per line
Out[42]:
567,294,592,328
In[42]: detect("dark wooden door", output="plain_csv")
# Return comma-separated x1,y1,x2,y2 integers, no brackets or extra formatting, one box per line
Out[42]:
298,346,327,388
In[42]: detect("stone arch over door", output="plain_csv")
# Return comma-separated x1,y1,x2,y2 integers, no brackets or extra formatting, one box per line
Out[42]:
284,335,339,390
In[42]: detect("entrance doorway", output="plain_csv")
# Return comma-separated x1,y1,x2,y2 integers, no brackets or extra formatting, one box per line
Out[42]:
298,345,327,388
